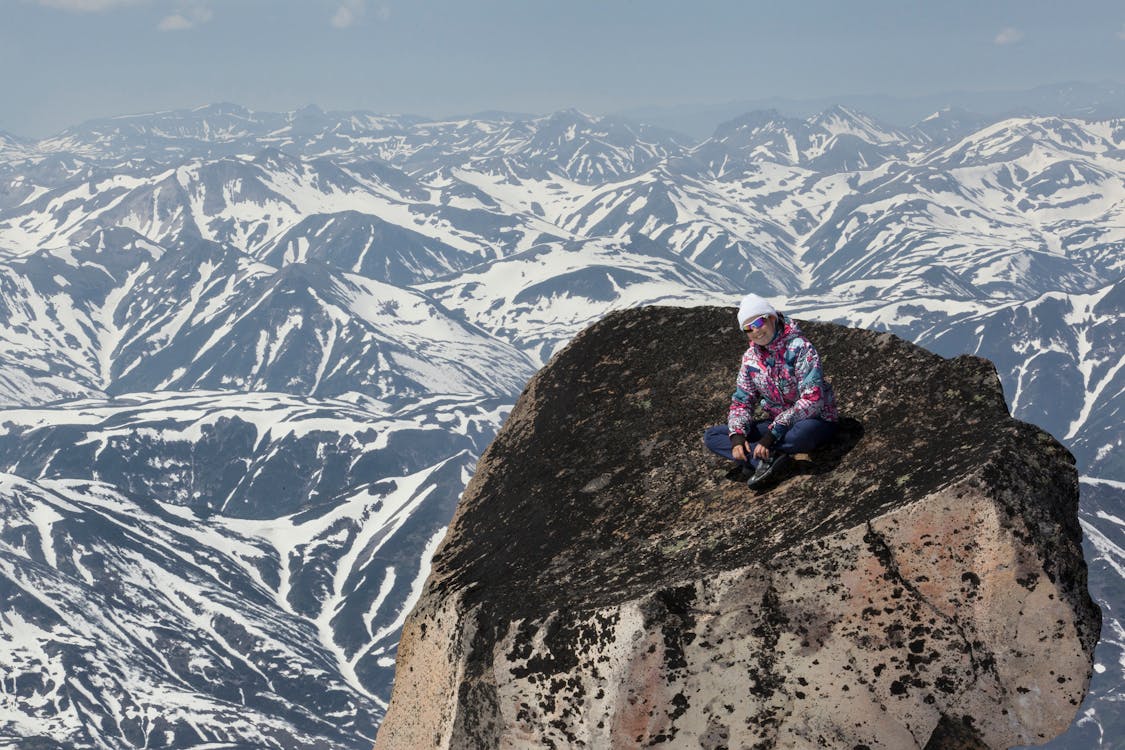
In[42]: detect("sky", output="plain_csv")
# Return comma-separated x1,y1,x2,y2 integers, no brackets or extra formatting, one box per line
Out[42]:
1,0,1124,137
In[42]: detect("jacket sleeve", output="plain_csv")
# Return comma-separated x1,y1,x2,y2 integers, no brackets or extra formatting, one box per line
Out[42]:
727,357,757,444
766,338,828,441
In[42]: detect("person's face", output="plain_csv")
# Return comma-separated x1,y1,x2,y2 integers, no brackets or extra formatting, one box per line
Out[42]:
745,314,776,346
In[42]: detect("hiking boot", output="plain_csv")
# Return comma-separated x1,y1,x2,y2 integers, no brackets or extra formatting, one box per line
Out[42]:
747,452,792,488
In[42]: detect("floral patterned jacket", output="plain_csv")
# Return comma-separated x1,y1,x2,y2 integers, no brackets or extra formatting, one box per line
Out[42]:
728,315,838,445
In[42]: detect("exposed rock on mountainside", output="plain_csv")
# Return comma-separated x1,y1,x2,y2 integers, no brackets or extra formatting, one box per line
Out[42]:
376,305,1100,749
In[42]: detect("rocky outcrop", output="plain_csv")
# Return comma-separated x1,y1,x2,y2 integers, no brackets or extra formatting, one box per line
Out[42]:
375,306,1100,749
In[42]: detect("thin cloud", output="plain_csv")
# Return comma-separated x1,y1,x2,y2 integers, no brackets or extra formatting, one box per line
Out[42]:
1117,24,1125,40
331,0,363,28
157,13,192,30
330,0,386,29
157,5,213,31
330,5,355,28
994,27,1024,45
34,0,143,10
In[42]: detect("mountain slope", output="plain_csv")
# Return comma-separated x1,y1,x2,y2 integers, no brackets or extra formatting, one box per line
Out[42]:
419,235,738,363
0,233,536,406
0,390,512,746
1,471,383,747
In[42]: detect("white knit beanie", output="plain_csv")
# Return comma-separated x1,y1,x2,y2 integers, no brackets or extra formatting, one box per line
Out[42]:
737,293,777,328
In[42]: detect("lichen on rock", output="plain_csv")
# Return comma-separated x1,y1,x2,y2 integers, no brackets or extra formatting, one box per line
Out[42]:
375,306,1100,749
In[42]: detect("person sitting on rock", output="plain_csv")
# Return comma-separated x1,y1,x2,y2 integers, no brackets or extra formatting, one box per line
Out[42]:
703,293,839,488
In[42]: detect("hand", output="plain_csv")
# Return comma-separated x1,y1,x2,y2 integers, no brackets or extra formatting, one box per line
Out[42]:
732,443,750,462
752,442,772,461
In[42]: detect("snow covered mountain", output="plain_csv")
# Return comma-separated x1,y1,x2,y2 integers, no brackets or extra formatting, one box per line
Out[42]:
690,106,916,177
0,391,510,743
912,106,1019,147
419,235,738,364
34,103,419,165
0,228,536,407
0,130,33,163
0,104,1121,748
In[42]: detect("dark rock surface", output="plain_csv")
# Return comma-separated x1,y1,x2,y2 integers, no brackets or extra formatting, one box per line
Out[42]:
376,305,1100,749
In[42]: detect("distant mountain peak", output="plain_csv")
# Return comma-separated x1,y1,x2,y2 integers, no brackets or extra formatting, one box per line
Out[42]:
190,101,255,118
540,108,601,128
808,105,909,145
812,102,864,119
713,108,788,134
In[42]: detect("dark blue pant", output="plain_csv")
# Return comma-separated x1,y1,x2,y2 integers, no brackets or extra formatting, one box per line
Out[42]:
703,419,837,466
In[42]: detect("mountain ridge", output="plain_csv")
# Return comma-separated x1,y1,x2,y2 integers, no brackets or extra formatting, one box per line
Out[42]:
0,102,1119,749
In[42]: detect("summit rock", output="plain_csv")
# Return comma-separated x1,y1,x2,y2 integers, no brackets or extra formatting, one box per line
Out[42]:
367,306,1098,747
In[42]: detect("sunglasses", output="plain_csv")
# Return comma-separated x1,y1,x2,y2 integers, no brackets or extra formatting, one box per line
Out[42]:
742,316,768,332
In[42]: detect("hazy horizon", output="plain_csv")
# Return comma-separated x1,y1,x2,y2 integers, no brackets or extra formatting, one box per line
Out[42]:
3,0,1125,138
3,78,1125,144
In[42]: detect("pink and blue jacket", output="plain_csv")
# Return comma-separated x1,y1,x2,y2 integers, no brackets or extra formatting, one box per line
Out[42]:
728,315,838,445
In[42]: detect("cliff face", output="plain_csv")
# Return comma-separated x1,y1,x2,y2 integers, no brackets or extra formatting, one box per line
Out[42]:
375,306,1100,749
